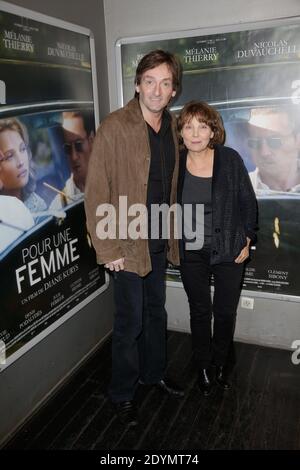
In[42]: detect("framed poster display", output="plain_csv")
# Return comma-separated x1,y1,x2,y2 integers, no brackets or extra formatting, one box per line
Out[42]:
0,1,108,370
116,17,300,301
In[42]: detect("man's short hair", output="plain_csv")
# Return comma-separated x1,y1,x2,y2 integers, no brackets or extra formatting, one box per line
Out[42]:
134,49,181,93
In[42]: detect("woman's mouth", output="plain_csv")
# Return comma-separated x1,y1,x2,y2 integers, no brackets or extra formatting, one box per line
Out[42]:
18,169,28,178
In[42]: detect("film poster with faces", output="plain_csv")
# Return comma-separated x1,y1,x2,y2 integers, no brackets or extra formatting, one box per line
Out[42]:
120,21,300,297
0,6,107,367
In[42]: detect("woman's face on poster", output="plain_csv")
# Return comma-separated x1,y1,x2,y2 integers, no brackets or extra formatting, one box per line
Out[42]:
0,129,30,191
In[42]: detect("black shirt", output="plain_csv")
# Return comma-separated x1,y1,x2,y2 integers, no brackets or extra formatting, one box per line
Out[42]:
146,111,175,253
182,169,212,250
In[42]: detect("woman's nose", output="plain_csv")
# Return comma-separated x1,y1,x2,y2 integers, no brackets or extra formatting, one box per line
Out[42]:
15,152,25,167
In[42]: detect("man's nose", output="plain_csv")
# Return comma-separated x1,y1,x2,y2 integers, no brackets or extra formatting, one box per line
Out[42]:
260,138,273,155
69,144,80,160
153,82,161,95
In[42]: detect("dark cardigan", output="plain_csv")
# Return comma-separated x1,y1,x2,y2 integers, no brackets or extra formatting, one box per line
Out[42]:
177,145,258,264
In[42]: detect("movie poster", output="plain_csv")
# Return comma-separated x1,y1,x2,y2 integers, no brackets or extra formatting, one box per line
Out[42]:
118,21,300,298
0,4,107,367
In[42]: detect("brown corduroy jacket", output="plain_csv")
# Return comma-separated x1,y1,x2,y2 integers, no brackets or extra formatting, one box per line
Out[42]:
84,98,180,277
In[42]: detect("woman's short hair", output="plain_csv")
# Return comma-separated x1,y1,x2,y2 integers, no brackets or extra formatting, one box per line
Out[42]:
178,101,225,148
0,117,36,199
134,49,180,93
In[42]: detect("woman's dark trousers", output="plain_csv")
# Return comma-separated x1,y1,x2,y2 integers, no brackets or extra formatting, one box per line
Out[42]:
180,248,244,368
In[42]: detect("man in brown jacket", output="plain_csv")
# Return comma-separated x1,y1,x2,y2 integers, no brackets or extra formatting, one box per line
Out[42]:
85,50,183,426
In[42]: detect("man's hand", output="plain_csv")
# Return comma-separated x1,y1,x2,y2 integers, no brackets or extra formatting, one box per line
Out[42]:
234,237,251,264
104,257,125,271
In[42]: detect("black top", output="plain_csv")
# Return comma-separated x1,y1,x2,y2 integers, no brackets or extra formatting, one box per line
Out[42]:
177,145,258,264
146,110,175,253
182,170,212,249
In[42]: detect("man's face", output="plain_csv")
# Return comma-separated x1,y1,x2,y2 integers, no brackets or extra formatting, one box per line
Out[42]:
248,112,299,177
135,63,176,117
63,116,93,190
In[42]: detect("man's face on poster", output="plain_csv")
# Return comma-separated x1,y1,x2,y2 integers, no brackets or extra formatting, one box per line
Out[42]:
247,111,299,178
62,115,93,191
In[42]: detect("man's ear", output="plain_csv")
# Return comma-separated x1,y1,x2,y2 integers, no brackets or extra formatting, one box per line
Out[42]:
171,90,176,98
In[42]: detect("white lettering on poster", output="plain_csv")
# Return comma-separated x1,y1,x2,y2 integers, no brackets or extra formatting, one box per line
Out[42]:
236,39,297,59
15,228,80,294
184,47,218,63
3,29,34,53
47,42,84,61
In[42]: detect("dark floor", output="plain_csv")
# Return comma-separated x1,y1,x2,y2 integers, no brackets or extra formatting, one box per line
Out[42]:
4,331,300,450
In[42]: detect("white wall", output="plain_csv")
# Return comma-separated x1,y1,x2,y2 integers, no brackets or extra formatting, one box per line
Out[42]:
166,284,300,350
103,0,300,349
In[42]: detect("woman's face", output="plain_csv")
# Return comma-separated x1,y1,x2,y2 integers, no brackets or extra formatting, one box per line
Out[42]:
181,116,214,153
0,129,29,191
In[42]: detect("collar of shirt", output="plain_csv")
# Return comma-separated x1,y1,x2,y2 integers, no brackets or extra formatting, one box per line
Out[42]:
146,110,171,137
252,168,300,193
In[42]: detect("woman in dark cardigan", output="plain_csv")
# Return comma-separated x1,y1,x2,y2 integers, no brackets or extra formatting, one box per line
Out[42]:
177,101,257,395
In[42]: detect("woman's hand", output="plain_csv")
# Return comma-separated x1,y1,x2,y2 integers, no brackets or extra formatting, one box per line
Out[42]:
104,257,125,271
234,238,251,264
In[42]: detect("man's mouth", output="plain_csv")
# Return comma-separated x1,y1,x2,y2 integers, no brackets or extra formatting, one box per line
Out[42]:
72,163,81,170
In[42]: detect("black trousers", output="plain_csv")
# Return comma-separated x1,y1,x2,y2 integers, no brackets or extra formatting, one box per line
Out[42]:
180,247,244,369
109,250,167,403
